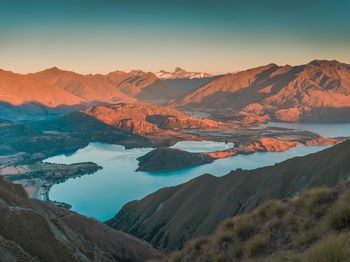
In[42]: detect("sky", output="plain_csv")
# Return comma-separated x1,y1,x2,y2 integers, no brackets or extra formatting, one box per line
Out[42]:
0,0,350,74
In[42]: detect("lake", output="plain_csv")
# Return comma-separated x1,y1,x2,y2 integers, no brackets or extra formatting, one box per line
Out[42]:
267,122,350,138
47,141,329,221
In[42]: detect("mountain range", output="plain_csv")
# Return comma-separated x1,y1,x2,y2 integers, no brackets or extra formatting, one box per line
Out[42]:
2,60,349,124
0,67,214,120
170,60,350,123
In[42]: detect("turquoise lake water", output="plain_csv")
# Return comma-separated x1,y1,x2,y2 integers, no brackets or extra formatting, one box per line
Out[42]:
267,122,350,138
47,141,328,221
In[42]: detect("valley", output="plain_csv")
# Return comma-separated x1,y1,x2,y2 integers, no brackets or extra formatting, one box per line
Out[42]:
0,60,350,261
2,1,350,260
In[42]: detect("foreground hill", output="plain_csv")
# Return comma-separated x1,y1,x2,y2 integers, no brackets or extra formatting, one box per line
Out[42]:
108,139,350,250
171,185,350,261
0,176,162,261
0,70,83,107
171,60,350,123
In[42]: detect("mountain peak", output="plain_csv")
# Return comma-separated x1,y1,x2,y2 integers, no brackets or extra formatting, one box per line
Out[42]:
308,59,343,67
174,67,186,72
155,68,212,79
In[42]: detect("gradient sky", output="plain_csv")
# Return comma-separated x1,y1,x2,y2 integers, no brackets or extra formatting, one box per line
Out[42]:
1,0,350,74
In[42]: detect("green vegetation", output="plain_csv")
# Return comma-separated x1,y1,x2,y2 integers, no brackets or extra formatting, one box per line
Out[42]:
170,185,350,261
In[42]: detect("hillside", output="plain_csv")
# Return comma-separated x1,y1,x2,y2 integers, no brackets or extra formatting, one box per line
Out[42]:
105,70,216,104
0,175,162,261
171,60,350,123
30,102,218,149
0,119,88,166
82,102,219,134
32,67,133,103
108,139,350,250
171,185,350,261
0,70,83,107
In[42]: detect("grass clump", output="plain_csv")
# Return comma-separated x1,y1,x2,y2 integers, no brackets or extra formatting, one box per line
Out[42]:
328,190,350,231
299,187,337,218
293,230,320,249
187,237,209,252
234,221,257,241
256,199,286,219
245,235,269,258
215,231,233,245
303,234,350,262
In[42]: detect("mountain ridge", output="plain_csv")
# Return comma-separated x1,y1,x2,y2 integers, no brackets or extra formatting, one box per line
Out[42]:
170,59,350,123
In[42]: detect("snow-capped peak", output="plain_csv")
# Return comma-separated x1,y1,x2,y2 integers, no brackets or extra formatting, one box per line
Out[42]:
155,68,212,79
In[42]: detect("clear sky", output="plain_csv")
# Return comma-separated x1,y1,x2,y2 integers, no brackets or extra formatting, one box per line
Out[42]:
1,0,349,74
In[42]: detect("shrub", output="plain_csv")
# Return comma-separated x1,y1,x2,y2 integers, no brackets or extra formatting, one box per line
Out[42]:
303,234,350,262
245,235,268,258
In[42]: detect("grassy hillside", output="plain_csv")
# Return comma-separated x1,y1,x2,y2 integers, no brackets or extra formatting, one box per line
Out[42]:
171,184,350,261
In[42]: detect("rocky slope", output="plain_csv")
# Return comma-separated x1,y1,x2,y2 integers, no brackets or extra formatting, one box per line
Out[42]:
171,60,350,123
0,175,162,261
136,148,214,172
171,185,350,261
108,139,350,250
